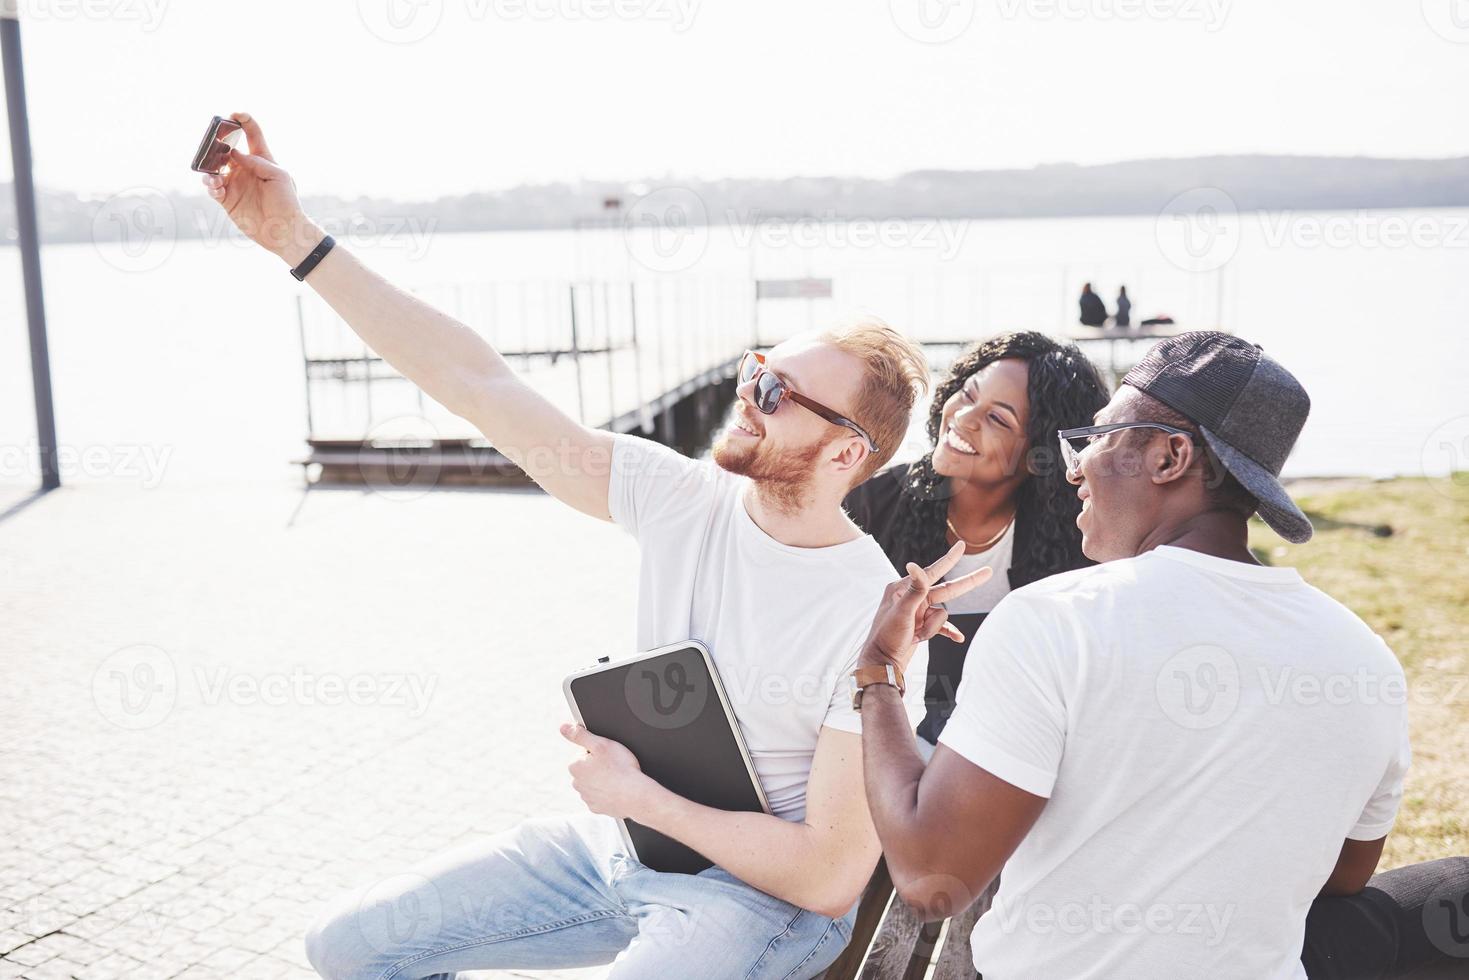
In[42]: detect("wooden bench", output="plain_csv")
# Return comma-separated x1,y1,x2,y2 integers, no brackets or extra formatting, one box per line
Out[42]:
817,862,999,980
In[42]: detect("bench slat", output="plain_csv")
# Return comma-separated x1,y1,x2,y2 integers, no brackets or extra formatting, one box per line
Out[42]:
819,867,1001,980
857,894,937,980
929,878,999,980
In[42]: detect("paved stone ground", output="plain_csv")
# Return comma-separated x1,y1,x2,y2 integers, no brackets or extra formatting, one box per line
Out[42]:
0,478,643,979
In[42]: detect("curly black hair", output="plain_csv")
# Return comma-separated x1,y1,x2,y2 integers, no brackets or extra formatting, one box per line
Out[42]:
890,331,1111,584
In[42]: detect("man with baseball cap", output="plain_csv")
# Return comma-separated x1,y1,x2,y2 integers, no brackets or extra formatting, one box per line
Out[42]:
849,332,1416,977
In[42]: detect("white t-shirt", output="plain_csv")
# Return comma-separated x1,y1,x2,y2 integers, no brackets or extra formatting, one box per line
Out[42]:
939,519,1015,615
608,434,929,822
939,546,1411,980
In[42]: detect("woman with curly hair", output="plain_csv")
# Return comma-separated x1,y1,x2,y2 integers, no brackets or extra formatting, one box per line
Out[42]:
843,330,1108,751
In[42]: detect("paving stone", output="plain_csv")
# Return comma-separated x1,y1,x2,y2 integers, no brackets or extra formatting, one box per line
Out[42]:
2,943,52,968
51,920,117,945
166,968,226,980
20,959,84,980
68,954,143,980
21,938,84,964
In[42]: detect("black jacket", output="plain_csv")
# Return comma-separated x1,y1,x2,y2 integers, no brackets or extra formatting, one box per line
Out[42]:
843,462,1064,743
1079,291,1107,327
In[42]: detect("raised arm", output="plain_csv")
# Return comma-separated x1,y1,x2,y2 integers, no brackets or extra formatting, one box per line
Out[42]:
202,113,613,520
852,542,1046,919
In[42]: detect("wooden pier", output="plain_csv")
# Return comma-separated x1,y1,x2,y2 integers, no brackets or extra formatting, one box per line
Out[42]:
292,269,1222,491
294,277,753,489
1062,322,1216,387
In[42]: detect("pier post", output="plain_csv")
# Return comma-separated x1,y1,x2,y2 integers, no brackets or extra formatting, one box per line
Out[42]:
569,283,587,424
2,2,60,490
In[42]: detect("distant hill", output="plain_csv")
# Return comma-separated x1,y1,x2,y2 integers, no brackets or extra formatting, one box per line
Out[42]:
6,154,1468,246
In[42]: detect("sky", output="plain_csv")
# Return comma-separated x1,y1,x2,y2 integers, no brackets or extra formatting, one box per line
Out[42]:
2,0,1468,199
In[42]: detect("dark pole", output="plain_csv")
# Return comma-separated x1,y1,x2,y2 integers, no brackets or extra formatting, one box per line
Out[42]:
2,5,60,491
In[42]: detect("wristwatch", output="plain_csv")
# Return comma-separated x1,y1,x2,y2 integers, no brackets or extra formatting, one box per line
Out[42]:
850,662,905,711
290,234,336,281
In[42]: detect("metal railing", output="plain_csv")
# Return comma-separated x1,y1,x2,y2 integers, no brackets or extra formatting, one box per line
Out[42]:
297,275,758,446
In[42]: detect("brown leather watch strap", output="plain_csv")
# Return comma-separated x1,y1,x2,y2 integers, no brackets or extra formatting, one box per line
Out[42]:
850,662,905,710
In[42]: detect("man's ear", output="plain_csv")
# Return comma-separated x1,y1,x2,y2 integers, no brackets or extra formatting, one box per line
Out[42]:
830,435,867,475
1151,433,1197,486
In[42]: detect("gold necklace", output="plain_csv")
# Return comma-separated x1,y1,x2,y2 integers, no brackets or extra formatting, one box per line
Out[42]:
946,511,1014,553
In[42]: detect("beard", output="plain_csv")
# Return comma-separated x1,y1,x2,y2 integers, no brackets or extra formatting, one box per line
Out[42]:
712,431,827,513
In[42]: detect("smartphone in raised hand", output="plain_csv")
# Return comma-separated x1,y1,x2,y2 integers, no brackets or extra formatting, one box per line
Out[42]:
190,116,244,175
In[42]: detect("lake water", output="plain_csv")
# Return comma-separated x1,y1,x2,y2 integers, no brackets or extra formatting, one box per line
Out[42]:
2,208,1466,489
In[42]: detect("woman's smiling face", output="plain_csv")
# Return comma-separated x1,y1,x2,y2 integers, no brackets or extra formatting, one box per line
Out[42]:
931,357,1033,486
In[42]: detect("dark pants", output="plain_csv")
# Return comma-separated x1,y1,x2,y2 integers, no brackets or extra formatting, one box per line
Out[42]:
970,859,1469,980
1302,857,1469,979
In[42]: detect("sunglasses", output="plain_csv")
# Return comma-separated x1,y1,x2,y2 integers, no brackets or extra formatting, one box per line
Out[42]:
737,350,879,454
1057,421,1202,475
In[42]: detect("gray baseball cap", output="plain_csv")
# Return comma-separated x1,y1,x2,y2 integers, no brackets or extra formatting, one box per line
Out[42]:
1121,331,1313,543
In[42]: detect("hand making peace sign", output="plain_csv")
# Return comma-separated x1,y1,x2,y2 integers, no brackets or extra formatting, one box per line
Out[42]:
859,539,992,672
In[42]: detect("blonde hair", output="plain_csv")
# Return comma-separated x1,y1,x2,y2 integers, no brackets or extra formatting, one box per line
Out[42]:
818,319,930,485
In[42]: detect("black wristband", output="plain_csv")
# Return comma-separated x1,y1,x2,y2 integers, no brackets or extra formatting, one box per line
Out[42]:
290,234,335,281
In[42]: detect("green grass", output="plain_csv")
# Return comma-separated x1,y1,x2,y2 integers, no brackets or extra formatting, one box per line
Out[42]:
1248,476,1469,867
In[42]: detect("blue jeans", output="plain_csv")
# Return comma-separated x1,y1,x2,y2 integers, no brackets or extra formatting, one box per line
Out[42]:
305,813,859,979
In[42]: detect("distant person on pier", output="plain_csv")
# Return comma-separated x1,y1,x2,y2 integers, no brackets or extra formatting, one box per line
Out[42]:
206,112,948,980
1115,285,1132,328
1079,282,1108,327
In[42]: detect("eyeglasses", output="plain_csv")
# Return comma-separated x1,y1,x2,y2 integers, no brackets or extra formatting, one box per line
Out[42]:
1057,421,1202,475
738,350,879,453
